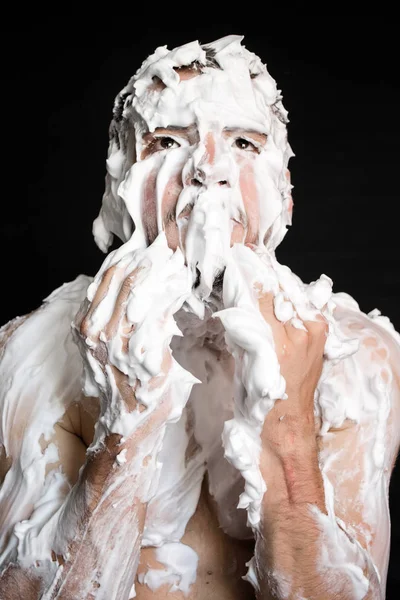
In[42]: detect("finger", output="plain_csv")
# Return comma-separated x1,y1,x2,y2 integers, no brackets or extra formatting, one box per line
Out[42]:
257,290,288,350
148,350,173,391
88,266,119,317
110,365,140,413
285,312,328,348
120,314,135,355
81,266,120,339
104,266,145,340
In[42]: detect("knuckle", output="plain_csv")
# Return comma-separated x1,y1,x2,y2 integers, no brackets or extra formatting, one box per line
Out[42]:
307,318,328,339
316,320,329,336
293,328,308,343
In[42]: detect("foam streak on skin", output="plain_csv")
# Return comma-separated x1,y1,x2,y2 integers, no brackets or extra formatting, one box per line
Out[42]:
309,475,372,599
154,149,188,234
137,542,198,596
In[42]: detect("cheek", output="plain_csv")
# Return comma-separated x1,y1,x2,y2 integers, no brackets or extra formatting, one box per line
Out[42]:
162,173,184,215
239,162,260,243
165,221,180,251
142,168,158,237
142,167,183,246
162,172,184,250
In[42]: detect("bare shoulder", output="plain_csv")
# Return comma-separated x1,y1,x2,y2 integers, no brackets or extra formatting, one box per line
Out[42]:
332,291,400,348
0,274,92,352
0,273,93,429
332,291,400,413
319,291,400,468
0,313,33,355
0,275,93,468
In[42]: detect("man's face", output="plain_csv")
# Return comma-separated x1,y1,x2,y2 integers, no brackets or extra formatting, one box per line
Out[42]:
116,63,293,300
136,69,271,252
94,38,293,272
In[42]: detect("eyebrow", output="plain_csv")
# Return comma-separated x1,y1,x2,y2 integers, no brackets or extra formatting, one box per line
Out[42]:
142,126,196,141
143,125,268,143
223,127,268,144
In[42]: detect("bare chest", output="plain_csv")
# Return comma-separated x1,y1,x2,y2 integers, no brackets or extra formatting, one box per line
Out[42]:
135,479,255,599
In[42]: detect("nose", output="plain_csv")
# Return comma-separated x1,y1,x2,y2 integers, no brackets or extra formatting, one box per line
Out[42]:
187,132,233,188
191,172,228,187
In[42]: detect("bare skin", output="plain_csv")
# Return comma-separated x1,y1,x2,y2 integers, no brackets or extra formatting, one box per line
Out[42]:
1,66,399,600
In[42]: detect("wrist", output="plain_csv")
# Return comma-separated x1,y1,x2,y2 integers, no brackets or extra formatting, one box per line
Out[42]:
260,399,326,511
260,439,326,512
262,396,317,457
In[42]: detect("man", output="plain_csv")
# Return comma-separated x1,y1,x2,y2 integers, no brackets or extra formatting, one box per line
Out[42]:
0,34,399,599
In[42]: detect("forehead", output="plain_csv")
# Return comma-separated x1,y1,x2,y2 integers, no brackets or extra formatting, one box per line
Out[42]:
134,67,272,135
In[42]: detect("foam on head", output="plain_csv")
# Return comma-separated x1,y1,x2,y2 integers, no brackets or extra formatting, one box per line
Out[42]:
93,35,294,259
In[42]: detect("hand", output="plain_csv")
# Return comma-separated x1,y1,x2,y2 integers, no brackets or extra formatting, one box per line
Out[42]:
257,289,328,452
243,243,329,449
73,233,196,443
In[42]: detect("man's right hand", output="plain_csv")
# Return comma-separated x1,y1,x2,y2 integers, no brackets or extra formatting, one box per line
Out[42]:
73,232,195,442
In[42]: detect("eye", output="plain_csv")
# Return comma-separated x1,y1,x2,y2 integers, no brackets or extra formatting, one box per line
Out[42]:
234,138,259,152
157,137,180,151
143,136,181,156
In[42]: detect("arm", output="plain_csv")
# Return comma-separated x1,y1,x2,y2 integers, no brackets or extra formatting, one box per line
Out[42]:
0,426,161,600
216,244,398,600
257,407,383,599
0,236,195,600
254,300,400,600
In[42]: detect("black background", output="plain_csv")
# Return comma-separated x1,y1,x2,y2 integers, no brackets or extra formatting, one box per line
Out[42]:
1,15,399,597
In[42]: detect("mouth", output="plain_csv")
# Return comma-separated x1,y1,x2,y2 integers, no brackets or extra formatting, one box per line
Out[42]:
212,268,226,293
193,266,226,294
174,201,247,227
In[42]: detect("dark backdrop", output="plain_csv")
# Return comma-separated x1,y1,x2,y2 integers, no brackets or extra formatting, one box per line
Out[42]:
1,17,399,597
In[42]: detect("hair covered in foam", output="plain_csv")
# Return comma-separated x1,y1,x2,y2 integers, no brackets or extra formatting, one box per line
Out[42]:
93,35,294,257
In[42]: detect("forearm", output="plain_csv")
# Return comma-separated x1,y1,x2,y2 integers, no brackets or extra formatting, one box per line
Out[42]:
0,428,164,600
255,410,381,600
50,430,160,600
